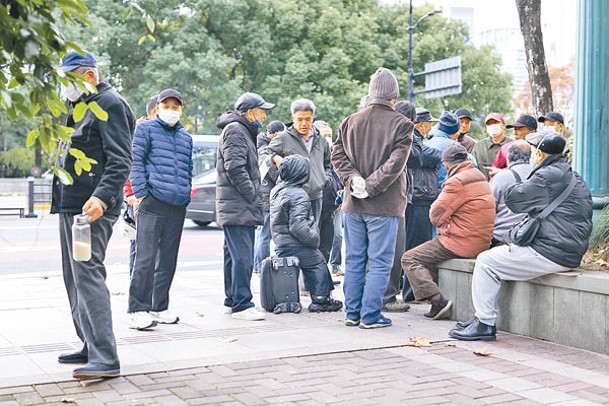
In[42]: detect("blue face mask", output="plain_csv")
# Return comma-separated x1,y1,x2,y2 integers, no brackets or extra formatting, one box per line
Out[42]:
253,119,263,129
530,157,537,169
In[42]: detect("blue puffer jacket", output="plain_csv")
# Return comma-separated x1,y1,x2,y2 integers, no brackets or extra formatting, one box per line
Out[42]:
130,116,193,206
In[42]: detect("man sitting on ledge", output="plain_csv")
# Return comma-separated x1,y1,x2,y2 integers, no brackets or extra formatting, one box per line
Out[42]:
450,131,593,341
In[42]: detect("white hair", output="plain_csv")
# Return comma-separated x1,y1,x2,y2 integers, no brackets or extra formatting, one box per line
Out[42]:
290,98,316,115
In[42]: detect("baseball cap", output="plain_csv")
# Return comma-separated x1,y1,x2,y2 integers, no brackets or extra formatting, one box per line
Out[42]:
538,111,564,124
267,120,286,134
454,108,472,120
506,114,538,130
484,113,505,124
235,92,274,112
442,143,469,163
61,50,97,73
525,130,566,154
415,108,439,123
157,89,184,106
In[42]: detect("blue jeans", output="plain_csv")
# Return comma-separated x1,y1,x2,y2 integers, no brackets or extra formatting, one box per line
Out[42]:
223,225,256,313
330,210,343,266
254,210,271,271
343,213,399,324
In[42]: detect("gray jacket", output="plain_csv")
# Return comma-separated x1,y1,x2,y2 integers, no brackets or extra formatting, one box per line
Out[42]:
505,155,592,268
489,161,532,242
260,127,330,200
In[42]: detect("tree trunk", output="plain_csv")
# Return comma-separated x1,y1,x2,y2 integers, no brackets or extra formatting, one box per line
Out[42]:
515,0,553,117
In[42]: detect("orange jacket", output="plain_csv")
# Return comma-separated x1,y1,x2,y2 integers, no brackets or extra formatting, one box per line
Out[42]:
430,161,495,258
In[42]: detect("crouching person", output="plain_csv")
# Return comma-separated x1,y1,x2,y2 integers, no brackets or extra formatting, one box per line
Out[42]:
401,144,495,320
450,131,592,341
270,155,342,312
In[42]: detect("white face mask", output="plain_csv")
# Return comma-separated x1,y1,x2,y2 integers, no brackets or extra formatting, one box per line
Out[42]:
157,108,181,126
61,82,85,102
544,124,556,132
486,124,503,138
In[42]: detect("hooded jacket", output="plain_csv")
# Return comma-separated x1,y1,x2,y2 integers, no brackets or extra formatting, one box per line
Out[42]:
215,112,263,226
505,154,592,268
270,155,320,249
412,129,442,202
257,133,279,212
130,117,193,206
260,126,331,200
430,160,495,258
51,81,135,215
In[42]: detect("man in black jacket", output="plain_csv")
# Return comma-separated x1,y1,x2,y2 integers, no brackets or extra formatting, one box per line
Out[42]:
254,120,285,273
270,155,342,312
216,92,274,321
450,131,593,341
52,50,135,380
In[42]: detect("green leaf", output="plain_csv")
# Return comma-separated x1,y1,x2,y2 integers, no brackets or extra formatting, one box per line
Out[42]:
65,41,85,56
122,5,132,22
68,148,86,159
74,160,83,176
146,15,155,33
73,102,87,122
54,167,74,185
138,35,147,46
8,78,20,89
88,101,108,121
81,160,92,172
26,129,39,147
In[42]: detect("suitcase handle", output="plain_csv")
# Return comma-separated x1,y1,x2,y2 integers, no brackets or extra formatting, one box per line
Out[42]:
271,256,299,269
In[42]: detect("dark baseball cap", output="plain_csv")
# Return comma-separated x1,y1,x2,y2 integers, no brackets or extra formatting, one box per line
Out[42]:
61,50,97,72
525,130,566,154
415,108,439,123
266,120,286,134
454,108,472,120
442,143,469,163
538,111,564,124
157,89,183,106
507,114,538,130
235,92,274,112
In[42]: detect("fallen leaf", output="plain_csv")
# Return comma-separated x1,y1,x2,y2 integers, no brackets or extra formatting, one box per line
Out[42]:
60,398,76,403
473,347,493,357
196,311,205,317
220,337,238,343
111,291,125,296
446,342,456,347
41,275,49,280
406,336,432,347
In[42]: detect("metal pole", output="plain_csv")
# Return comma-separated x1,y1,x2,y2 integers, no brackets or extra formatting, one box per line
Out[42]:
408,0,414,102
25,177,38,218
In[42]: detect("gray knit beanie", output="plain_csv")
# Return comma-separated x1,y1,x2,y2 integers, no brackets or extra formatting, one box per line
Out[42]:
368,67,399,100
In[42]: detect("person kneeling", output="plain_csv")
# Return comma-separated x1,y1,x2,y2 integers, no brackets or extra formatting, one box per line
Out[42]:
270,155,342,312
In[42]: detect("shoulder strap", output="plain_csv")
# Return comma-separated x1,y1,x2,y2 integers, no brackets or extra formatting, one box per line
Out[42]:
537,174,577,220
509,168,522,183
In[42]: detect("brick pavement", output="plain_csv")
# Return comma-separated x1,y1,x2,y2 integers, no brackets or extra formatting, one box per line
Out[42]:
1,333,609,405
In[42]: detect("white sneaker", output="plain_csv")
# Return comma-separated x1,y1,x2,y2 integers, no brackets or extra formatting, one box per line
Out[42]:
128,312,157,330
150,310,179,324
231,307,266,321
223,306,232,314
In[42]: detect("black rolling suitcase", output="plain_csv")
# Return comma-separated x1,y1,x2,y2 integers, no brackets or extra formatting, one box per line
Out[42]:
260,256,302,314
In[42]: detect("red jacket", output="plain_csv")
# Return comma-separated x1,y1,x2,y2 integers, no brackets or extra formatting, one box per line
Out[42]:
430,161,495,258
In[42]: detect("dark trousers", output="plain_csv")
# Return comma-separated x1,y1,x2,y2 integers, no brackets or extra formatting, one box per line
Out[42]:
311,198,322,227
128,196,186,313
223,225,256,312
401,238,460,300
60,212,119,368
383,215,406,304
319,209,335,263
402,201,434,300
275,245,333,297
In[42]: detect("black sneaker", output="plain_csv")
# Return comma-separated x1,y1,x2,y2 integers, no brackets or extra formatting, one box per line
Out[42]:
308,296,343,312
58,352,88,364
345,318,360,327
423,297,452,320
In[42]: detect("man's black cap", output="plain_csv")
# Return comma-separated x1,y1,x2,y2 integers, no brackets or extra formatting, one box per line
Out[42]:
454,108,472,120
526,130,566,154
157,89,183,106
538,111,564,124
266,120,285,134
442,143,469,163
415,108,439,123
507,114,538,130
235,92,274,112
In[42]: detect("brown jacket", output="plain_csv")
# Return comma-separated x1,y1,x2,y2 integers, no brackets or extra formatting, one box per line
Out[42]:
430,161,495,257
331,100,413,217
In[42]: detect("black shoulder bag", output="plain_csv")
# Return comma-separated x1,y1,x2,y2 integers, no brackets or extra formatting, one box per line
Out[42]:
507,174,577,247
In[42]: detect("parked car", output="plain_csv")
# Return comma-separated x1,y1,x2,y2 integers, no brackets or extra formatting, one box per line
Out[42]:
187,135,219,227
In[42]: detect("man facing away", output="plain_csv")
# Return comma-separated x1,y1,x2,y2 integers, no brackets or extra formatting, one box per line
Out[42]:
216,92,274,321
402,144,495,321
52,50,134,380
332,67,413,329
128,89,193,330
450,131,592,341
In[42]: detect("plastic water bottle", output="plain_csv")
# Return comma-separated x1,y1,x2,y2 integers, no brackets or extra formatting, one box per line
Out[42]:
72,214,91,262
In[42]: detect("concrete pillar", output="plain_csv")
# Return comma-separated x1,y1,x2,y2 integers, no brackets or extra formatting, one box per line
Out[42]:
574,0,609,205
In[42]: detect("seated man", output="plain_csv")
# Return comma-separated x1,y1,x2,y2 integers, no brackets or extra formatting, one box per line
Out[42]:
489,140,532,246
270,155,342,312
450,131,593,341
401,144,495,320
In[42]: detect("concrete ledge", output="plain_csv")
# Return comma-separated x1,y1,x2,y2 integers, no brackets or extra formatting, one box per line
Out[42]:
438,259,609,355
